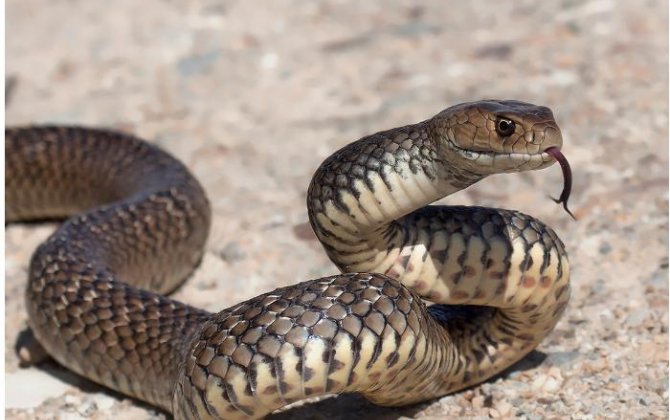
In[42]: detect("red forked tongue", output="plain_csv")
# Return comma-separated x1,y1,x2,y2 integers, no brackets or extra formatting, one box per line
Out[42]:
545,147,576,220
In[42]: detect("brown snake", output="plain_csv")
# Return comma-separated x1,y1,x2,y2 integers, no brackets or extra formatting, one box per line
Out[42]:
6,100,571,419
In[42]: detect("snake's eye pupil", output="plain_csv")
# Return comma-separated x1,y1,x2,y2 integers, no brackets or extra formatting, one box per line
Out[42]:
496,119,515,136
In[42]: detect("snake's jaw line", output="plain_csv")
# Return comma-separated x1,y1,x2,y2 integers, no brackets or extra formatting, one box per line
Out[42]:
8,99,571,419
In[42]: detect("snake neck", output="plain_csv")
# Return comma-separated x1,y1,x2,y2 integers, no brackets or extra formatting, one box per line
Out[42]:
307,121,483,259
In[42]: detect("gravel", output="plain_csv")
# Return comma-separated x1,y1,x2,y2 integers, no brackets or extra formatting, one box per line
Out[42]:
6,0,668,418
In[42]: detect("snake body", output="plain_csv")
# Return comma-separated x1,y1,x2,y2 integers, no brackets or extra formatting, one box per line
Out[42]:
6,100,570,419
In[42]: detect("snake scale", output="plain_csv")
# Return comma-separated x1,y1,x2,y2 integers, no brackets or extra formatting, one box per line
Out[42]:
6,100,571,419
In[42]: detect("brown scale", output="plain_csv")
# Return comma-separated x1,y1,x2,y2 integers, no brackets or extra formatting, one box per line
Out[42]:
8,99,572,420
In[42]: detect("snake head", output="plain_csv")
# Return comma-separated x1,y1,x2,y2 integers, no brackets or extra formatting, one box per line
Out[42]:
431,99,563,175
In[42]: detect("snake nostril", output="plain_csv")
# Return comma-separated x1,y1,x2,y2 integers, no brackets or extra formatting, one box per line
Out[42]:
543,126,562,147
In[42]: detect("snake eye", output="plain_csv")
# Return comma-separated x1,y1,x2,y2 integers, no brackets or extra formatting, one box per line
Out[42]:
495,118,516,137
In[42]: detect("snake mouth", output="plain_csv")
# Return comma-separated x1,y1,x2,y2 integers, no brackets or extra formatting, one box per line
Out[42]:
445,138,553,169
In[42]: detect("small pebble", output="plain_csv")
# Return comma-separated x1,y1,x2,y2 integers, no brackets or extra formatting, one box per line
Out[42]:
532,368,564,393
218,241,246,262
598,241,612,254
589,278,607,296
64,394,79,407
494,400,513,416
77,399,98,416
471,395,485,409
94,394,117,411
625,308,650,328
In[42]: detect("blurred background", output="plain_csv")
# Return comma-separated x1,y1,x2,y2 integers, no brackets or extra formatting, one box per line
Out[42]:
6,0,668,418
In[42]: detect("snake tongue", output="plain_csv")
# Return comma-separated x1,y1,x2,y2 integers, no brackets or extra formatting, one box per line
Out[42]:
545,147,576,220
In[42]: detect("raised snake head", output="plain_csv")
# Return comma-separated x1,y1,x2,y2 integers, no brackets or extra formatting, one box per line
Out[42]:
431,99,563,175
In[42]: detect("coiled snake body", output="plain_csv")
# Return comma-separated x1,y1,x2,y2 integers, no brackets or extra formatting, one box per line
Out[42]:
6,100,571,419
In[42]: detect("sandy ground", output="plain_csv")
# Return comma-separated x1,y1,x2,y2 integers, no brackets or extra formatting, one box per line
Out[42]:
5,0,668,419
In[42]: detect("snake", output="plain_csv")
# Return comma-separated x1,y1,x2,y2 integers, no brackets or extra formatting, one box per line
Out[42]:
6,99,572,419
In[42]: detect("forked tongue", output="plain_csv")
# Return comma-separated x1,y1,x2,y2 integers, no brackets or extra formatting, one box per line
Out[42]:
545,147,576,220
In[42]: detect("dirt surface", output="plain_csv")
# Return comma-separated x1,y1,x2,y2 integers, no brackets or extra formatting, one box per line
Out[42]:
5,0,668,419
